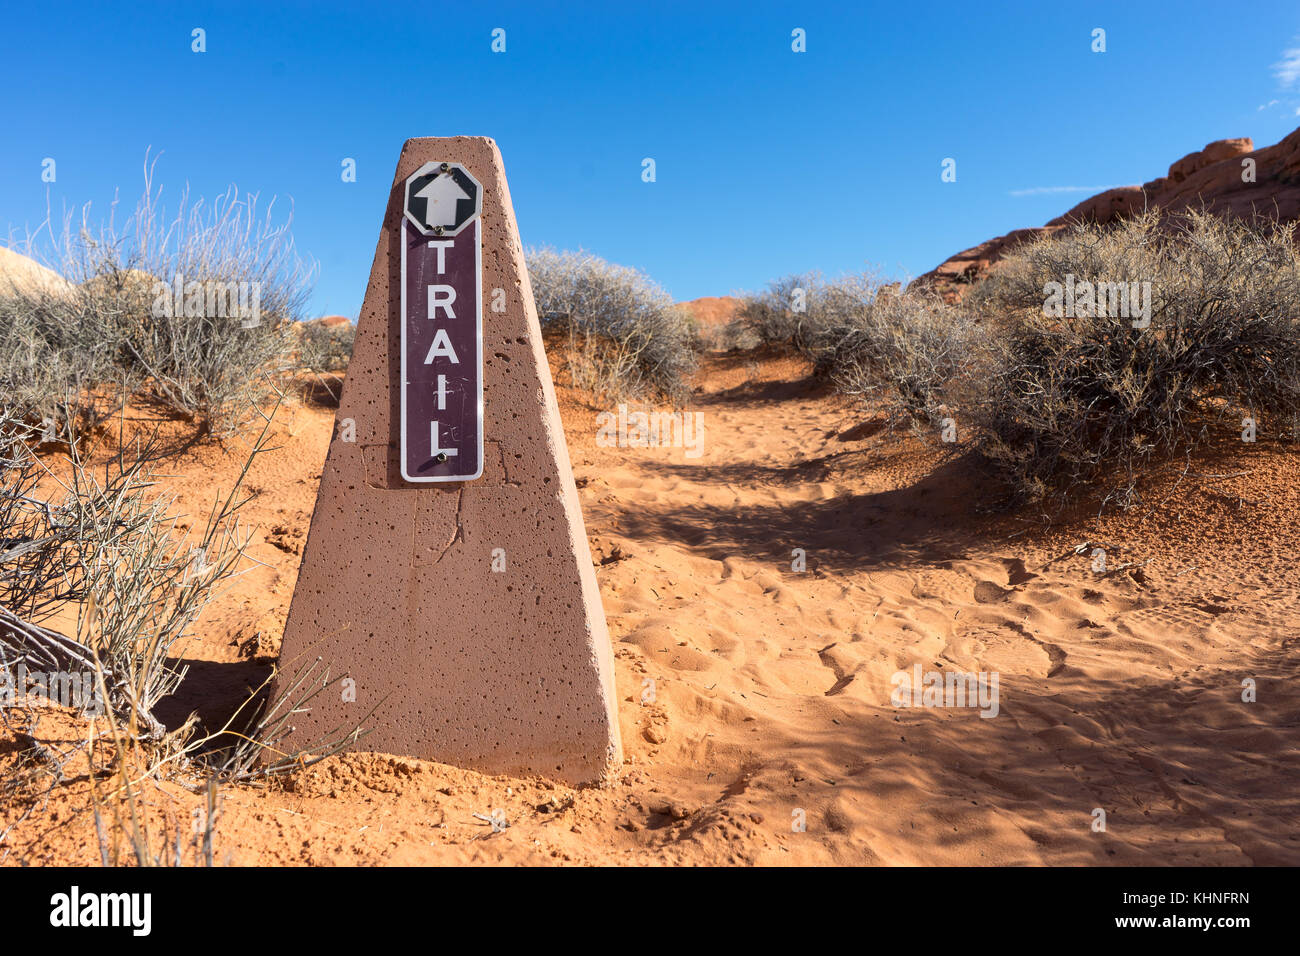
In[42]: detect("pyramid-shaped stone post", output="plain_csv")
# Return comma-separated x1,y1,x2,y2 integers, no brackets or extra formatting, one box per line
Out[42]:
276,137,622,785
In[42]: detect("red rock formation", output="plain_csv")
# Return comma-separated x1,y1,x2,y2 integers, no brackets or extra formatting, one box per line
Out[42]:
918,129,1300,298
681,295,741,327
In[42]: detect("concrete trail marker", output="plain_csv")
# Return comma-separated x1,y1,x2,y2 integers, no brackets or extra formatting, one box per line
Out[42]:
277,137,623,785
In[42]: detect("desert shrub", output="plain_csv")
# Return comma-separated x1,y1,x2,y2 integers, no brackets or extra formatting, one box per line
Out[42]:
1,399,369,863
105,179,308,429
0,269,128,440
526,248,698,404
972,210,1300,505
706,317,762,352
0,303,94,440
297,319,356,373
816,283,984,429
0,158,312,435
731,272,981,428
733,273,825,351
0,399,265,737
731,272,896,360
1,400,366,780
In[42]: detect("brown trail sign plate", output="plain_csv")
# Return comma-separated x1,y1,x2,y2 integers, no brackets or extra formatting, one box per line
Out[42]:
401,162,483,481
276,137,623,785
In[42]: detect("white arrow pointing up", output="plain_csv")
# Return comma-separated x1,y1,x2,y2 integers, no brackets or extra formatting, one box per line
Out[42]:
414,174,471,229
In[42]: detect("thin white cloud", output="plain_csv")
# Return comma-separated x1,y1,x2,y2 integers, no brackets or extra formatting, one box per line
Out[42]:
1273,42,1300,87
1008,185,1122,197
1258,99,1279,110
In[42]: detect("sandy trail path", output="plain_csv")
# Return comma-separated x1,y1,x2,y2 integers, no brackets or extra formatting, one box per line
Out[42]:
568,352,1300,865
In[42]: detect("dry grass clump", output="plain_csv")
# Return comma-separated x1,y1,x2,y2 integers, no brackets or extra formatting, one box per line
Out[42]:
971,210,1300,506
526,248,698,405
1,156,313,437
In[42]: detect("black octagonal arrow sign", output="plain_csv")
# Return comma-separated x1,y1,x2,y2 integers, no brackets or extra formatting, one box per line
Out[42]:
404,162,481,237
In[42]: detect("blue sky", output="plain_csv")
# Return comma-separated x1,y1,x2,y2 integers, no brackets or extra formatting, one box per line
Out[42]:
4,0,1300,318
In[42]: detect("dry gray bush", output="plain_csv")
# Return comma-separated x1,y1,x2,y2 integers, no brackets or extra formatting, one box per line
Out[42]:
0,395,366,784
0,284,124,442
971,210,1300,506
817,282,984,430
0,396,372,861
297,319,355,373
1,155,313,435
701,316,761,352
0,398,270,739
733,272,982,430
731,272,895,361
732,273,825,351
526,247,698,405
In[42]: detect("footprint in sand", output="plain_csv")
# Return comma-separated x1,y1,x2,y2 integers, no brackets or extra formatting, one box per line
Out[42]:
974,580,1014,604
1003,557,1038,586
967,624,1055,678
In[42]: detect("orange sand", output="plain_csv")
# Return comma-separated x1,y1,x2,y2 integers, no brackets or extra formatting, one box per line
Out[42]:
3,349,1298,865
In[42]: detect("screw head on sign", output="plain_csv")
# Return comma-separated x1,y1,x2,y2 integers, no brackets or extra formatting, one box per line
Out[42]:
435,452,448,463
440,163,450,172
433,226,444,235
